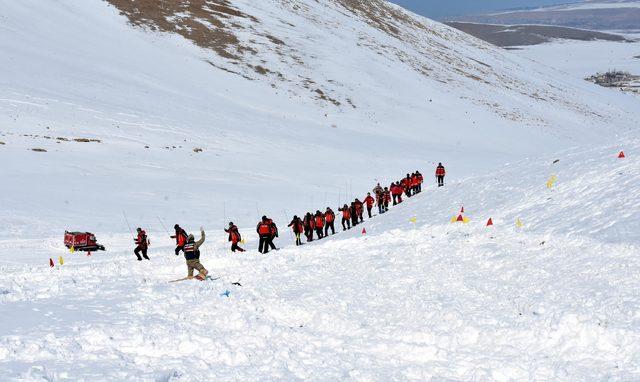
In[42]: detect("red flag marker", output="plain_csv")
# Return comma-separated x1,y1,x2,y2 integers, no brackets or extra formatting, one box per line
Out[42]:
486,218,493,226
49,258,54,268
362,228,367,234
456,214,464,222
619,151,625,159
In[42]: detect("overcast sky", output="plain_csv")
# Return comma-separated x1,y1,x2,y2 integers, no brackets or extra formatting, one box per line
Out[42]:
388,0,579,19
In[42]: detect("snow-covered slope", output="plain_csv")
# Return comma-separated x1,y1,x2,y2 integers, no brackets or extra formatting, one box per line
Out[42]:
0,0,638,239
1,138,638,380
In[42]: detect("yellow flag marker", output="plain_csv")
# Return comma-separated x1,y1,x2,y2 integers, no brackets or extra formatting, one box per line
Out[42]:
240,239,245,244
59,256,64,266
546,175,558,189
516,218,524,228
69,246,75,253
409,217,417,224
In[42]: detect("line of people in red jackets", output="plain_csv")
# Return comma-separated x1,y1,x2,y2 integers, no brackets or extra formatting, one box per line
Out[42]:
155,165,445,257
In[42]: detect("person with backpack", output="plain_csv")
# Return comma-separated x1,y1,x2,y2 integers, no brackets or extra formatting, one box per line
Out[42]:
224,222,245,252
303,212,315,242
183,227,208,280
373,183,383,198
256,216,272,254
363,193,375,218
436,163,446,187
324,207,336,236
391,182,403,205
339,204,351,231
170,224,188,256
402,175,412,197
383,187,391,212
416,171,424,193
288,215,304,246
134,227,149,261
410,173,419,195
314,210,325,240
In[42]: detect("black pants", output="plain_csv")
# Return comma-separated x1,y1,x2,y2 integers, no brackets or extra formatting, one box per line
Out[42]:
294,232,302,246
437,176,445,187
135,246,149,260
174,245,183,256
342,218,351,231
378,204,383,214
367,206,373,218
351,215,358,226
268,235,277,250
392,195,398,205
405,189,411,197
305,227,313,241
383,201,389,212
315,227,324,240
325,222,335,236
231,242,245,252
258,235,270,253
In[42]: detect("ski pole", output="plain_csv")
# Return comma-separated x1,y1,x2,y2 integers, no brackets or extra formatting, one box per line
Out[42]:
157,216,170,236
122,211,133,236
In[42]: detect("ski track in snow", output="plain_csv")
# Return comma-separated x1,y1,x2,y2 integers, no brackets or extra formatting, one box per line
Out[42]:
1,140,639,381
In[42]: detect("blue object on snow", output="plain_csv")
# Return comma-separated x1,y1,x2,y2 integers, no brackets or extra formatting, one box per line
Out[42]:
220,290,231,298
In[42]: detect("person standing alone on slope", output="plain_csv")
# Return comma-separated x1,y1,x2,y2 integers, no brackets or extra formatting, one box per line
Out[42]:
436,163,446,187
134,227,149,261
224,222,245,252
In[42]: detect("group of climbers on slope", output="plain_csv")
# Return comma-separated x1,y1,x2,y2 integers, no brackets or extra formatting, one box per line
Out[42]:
131,164,446,279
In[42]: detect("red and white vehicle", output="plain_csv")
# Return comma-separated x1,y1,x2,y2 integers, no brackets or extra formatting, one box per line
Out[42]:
64,231,106,252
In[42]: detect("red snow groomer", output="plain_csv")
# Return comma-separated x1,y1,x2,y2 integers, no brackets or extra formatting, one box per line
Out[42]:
64,231,106,252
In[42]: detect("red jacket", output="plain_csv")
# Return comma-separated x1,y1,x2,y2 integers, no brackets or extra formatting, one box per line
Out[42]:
325,211,335,223
135,230,148,248
411,175,419,186
257,221,271,235
436,166,446,176
391,185,401,196
363,195,375,207
383,190,391,202
225,225,241,243
341,208,351,219
314,215,325,228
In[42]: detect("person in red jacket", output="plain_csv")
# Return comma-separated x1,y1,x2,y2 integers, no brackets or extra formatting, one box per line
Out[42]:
363,192,375,219
287,215,304,246
303,212,314,242
324,207,336,236
391,182,403,205
134,227,149,261
383,187,391,212
354,199,364,223
256,216,272,254
224,222,245,252
376,190,384,214
314,211,325,240
338,204,351,231
170,224,188,256
402,174,412,197
436,163,446,187
410,173,419,195
416,171,424,193
267,217,278,251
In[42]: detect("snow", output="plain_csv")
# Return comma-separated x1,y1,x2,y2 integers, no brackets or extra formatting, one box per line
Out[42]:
1,138,639,380
1,0,640,380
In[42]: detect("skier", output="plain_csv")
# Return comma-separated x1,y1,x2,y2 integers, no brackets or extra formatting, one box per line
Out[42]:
303,212,314,242
354,199,364,223
256,216,272,254
134,227,149,261
183,227,208,280
314,210,325,240
224,222,245,252
436,163,446,187
363,193,375,219
287,215,304,246
170,224,188,256
324,207,336,236
383,187,391,212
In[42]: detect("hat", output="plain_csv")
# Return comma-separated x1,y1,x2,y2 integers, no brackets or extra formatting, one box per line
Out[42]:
174,224,179,229
136,227,141,232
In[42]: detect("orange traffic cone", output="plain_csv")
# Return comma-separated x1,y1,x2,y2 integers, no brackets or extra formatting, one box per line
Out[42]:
362,228,367,234
49,258,54,268
486,218,493,226
619,151,625,159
